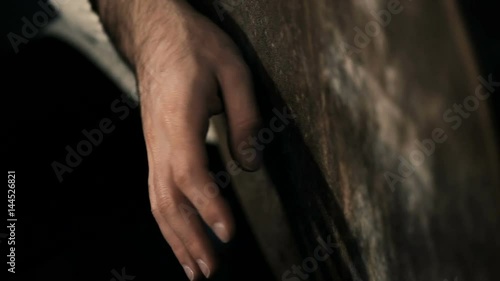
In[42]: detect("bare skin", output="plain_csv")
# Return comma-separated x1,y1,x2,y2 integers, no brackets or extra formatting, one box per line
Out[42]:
92,0,261,280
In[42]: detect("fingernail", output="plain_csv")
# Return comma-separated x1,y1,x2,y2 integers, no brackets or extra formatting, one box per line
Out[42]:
182,265,194,281
196,259,210,278
213,222,230,243
239,144,262,171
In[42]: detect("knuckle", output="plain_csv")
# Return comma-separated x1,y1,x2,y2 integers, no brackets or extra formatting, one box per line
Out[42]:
173,166,192,188
229,59,251,80
236,61,252,78
152,195,179,218
178,232,197,248
216,52,249,78
169,241,187,257
234,116,261,132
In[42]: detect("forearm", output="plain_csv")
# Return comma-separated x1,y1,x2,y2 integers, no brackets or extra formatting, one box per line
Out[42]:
88,0,141,65
89,0,189,67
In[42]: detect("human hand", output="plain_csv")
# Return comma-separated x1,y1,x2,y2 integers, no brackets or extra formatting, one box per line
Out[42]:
93,0,261,279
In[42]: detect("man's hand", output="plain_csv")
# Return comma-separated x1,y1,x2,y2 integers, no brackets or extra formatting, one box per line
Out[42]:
93,0,261,279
